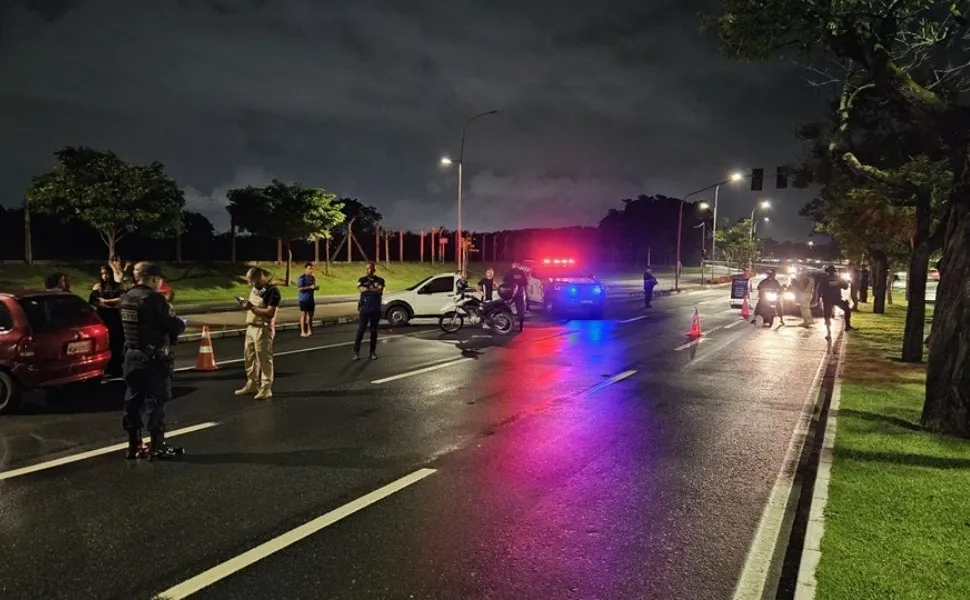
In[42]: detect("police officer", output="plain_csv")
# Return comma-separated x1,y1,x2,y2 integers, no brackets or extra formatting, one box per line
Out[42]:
642,268,658,308
503,261,528,332
354,261,385,360
118,262,186,460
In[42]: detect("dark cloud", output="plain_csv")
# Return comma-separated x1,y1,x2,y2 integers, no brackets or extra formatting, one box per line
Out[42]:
0,0,825,240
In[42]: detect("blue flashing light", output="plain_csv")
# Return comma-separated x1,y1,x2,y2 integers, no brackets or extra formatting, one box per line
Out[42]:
592,285,602,295
568,287,578,296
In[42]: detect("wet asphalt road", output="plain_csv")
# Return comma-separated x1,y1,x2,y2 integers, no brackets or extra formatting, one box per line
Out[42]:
0,289,833,600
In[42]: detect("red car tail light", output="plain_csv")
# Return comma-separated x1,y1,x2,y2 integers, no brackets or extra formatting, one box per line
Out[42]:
17,336,36,359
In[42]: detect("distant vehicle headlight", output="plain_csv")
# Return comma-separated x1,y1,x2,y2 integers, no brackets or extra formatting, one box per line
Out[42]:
841,272,851,281
765,291,778,302
783,291,796,301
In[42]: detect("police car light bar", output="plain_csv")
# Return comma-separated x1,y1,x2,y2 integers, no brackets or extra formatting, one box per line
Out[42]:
542,258,576,265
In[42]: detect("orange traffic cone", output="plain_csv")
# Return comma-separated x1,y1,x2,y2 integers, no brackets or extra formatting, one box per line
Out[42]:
740,295,751,319
688,306,702,339
194,325,219,371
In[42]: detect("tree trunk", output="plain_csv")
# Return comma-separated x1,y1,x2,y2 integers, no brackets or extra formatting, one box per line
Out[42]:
420,230,425,262
325,237,331,275
481,233,487,264
431,231,436,264
106,230,117,260
352,235,369,261
176,232,182,264
23,198,32,265
284,242,293,286
384,235,390,265
923,198,970,437
314,239,320,263
230,222,237,264
346,218,356,262
276,238,283,264
375,223,381,262
870,250,888,314
399,230,404,263
901,242,931,362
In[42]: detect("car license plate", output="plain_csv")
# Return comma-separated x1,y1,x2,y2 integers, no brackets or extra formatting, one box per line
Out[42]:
66,340,93,356
580,299,594,304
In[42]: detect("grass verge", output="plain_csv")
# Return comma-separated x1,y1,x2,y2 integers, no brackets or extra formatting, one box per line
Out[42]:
815,301,970,600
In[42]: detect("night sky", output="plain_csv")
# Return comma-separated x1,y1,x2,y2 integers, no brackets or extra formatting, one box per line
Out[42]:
0,0,826,240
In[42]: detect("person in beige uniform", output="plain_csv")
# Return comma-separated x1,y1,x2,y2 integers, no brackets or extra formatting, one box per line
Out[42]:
235,268,281,400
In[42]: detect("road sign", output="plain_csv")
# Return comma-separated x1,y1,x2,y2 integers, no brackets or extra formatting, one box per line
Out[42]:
731,277,750,300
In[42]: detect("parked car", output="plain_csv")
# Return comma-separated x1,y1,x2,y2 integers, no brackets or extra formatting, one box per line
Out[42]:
381,273,459,326
0,291,111,414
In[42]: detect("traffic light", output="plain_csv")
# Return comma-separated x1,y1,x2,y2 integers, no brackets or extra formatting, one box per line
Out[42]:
776,166,788,189
751,168,764,191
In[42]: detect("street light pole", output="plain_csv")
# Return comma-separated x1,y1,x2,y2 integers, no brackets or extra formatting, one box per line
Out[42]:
675,172,742,290
454,109,498,273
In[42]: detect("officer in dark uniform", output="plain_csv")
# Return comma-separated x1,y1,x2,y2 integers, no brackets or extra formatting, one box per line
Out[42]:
503,261,528,332
642,268,658,308
118,262,186,460
354,261,385,360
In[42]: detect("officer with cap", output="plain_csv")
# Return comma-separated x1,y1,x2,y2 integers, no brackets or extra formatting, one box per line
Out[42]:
118,261,187,460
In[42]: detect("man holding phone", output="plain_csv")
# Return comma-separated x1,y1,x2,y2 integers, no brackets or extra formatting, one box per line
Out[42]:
235,267,280,400
354,261,385,360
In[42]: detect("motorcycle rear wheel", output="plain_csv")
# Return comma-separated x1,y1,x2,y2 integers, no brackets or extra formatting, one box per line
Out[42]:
439,311,464,333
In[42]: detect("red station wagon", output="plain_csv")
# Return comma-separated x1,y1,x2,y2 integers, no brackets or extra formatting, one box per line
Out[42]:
0,291,111,414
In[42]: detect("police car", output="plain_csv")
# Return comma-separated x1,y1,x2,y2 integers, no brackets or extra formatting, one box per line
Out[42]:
522,257,606,319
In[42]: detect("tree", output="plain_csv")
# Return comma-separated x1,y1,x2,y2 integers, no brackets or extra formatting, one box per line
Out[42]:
714,218,760,270
26,147,185,258
226,180,345,286
330,198,382,262
707,0,970,436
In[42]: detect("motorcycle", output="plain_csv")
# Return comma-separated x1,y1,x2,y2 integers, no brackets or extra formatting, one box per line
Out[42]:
438,289,515,335
757,290,782,327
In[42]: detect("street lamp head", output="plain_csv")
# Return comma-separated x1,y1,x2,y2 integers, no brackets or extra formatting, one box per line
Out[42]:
808,240,815,247
760,200,771,209
698,201,710,210
729,172,744,182
440,157,453,166
763,217,770,222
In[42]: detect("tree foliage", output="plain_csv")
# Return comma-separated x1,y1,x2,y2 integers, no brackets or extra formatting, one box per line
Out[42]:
227,180,345,285
26,147,185,258
714,218,761,269
707,0,970,435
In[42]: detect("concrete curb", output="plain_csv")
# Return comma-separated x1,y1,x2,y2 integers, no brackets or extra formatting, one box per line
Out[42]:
793,334,846,600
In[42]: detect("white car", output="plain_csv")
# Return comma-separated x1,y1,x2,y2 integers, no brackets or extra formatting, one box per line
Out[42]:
381,273,460,326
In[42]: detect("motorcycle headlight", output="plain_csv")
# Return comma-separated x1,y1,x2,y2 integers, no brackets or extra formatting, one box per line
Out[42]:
783,291,796,301
765,291,778,301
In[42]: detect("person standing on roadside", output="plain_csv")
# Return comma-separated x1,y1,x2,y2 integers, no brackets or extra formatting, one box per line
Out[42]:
45,272,70,292
793,267,815,328
91,265,125,377
296,262,319,337
235,268,280,400
354,261,384,360
503,261,529,332
643,268,658,308
118,262,186,460
821,265,856,340
478,267,496,301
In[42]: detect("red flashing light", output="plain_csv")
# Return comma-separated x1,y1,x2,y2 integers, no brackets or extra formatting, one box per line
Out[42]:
541,257,576,266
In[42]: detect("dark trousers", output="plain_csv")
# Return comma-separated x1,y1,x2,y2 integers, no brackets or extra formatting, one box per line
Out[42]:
100,309,125,376
355,310,381,354
823,298,852,327
643,285,655,307
122,350,172,445
513,294,525,330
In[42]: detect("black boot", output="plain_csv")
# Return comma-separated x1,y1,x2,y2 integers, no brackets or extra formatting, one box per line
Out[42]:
126,430,148,460
148,434,184,461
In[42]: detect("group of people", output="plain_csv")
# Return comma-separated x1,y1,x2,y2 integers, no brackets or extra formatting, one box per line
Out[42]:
752,265,858,340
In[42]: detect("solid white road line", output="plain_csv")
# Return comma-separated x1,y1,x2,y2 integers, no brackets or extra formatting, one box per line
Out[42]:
731,345,830,600
619,315,649,323
583,370,638,395
371,358,471,384
0,421,220,481
154,468,438,600
724,319,746,329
